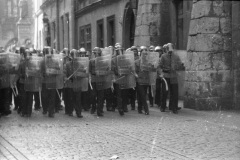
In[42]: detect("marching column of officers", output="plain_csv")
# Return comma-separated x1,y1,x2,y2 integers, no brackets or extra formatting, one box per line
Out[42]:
0,42,184,119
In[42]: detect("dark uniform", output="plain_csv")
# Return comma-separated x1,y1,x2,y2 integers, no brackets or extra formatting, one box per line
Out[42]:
0,50,12,117
89,58,97,114
18,55,35,117
135,59,149,115
159,43,183,114
65,58,83,118
63,54,72,115
42,47,56,118
154,46,164,108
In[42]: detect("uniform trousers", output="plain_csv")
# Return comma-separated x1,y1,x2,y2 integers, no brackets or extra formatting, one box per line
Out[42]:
137,83,149,114
42,83,56,116
18,83,26,114
34,92,40,109
155,78,162,107
81,90,90,111
128,88,136,110
0,88,11,115
114,84,128,113
104,88,115,111
161,78,178,111
14,80,21,110
70,89,82,116
148,86,153,106
22,91,33,116
89,82,97,112
55,89,62,112
63,88,71,114
96,89,104,115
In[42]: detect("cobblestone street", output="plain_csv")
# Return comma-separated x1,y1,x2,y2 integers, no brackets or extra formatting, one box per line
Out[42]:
1,102,240,160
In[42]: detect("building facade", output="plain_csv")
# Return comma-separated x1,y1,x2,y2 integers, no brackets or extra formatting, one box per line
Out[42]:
0,0,20,50
38,0,75,52
34,0,240,110
185,0,240,110
0,0,34,50
33,0,44,50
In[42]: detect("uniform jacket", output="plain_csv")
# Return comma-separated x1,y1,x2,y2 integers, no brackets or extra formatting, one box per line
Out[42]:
159,52,184,84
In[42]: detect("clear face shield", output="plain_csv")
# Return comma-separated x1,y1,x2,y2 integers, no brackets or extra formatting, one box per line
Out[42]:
167,43,174,55
77,52,87,57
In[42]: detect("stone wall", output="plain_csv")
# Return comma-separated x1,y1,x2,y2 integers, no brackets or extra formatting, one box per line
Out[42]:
232,1,240,109
134,0,171,46
185,0,233,110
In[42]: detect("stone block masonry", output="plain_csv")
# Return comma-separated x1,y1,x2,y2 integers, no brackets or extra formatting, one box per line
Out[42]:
185,0,234,110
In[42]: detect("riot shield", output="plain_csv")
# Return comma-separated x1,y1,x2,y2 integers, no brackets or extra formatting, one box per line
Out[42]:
72,77,88,92
8,53,21,71
0,53,20,89
73,57,89,77
101,48,112,56
0,53,9,88
24,76,42,92
117,52,135,76
24,56,43,91
137,71,157,85
149,72,157,85
45,54,63,75
95,54,111,76
45,54,64,89
96,74,112,90
25,56,43,77
116,74,136,89
140,51,159,71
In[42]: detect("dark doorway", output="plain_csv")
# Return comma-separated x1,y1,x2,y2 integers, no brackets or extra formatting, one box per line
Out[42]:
123,3,135,50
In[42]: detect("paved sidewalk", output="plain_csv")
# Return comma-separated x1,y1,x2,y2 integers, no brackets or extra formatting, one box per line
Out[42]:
0,103,240,160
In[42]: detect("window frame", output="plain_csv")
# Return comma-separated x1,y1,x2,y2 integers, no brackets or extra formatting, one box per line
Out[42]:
107,15,115,47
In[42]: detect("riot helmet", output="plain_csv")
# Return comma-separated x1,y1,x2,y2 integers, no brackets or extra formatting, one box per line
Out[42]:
163,44,167,54
43,46,53,56
77,47,87,57
155,46,163,57
131,46,138,57
115,44,123,56
93,47,102,57
166,43,174,54
149,45,155,52
70,49,78,59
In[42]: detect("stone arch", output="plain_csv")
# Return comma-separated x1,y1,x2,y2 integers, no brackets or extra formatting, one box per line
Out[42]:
4,37,18,51
122,2,135,50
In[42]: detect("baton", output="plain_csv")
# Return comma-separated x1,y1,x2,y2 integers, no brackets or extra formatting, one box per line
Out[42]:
56,89,61,100
64,66,87,83
15,85,18,95
39,87,42,107
151,85,154,98
114,75,126,82
11,86,16,97
89,78,93,90
162,77,168,91
111,83,114,92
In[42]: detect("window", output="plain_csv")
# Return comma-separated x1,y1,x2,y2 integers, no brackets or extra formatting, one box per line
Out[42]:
52,21,56,49
79,24,91,51
7,0,12,17
65,13,70,50
107,15,115,46
61,16,64,49
97,19,104,48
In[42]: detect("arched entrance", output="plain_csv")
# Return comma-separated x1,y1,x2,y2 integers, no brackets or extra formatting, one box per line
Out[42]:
122,3,135,50
5,38,18,51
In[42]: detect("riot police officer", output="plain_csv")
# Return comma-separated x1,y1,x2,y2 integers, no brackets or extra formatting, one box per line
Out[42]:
159,43,183,114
